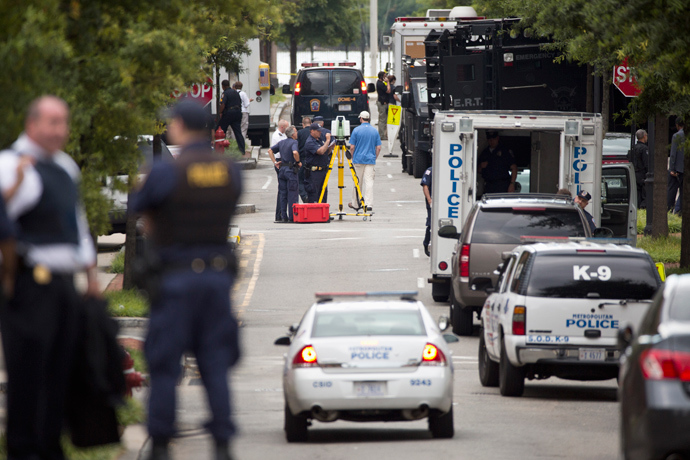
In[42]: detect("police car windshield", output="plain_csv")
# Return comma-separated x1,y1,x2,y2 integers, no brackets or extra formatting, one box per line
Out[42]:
471,208,586,244
311,310,426,338
670,284,690,322
525,254,658,300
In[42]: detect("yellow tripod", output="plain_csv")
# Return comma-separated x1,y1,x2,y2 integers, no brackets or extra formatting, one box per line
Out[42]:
318,139,373,221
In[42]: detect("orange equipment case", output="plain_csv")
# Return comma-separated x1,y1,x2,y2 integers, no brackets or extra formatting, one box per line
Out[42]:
293,203,330,223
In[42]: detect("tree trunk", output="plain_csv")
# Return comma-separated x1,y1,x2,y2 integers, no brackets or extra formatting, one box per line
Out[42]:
586,64,593,113
601,68,610,135
680,146,690,267
652,113,670,238
122,211,137,290
289,36,297,88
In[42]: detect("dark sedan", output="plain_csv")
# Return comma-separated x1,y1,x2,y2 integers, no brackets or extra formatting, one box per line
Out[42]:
619,274,690,460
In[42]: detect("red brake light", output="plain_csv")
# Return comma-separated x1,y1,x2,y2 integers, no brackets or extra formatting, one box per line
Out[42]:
294,82,301,95
421,343,447,366
512,306,526,336
292,345,318,367
361,81,367,94
255,90,261,96
439,261,448,271
640,349,690,381
460,244,470,279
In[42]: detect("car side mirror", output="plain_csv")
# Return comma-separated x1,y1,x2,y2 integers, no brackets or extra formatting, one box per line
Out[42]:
443,334,459,343
288,323,299,334
438,315,449,331
438,225,460,239
274,336,291,346
367,83,376,93
401,92,411,109
617,326,633,350
593,227,614,238
282,84,292,95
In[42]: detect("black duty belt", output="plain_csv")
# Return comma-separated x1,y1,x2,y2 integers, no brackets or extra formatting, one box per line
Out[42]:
228,106,240,110
310,166,326,171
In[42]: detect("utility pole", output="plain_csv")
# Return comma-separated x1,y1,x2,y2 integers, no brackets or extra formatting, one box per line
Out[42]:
369,0,378,80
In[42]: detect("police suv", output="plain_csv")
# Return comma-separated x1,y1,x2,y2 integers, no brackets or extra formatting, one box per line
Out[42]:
275,292,456,442
478,241,662,397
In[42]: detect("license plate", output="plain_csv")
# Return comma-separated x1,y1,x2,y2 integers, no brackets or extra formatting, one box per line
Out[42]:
339,104,352,111
579,348,606,361
354,381,386,397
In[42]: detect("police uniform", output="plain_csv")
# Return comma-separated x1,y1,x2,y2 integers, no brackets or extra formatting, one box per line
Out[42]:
130,138,242,449
0,195,13,242
304,128,332,203
420,166,432,254
478,142,516,194
297,126,312,202
577,190,597,233
271,138,300,221
376,79,389,140
219,87,244,153
0,133,96,459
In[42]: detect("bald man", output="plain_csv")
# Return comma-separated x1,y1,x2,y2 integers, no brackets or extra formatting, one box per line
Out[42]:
0,96,101,459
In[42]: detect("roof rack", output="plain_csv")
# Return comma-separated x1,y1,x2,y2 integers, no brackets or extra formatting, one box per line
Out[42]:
315,291,418,302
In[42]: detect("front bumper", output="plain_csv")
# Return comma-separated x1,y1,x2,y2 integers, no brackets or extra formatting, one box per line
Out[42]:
284,366,453,416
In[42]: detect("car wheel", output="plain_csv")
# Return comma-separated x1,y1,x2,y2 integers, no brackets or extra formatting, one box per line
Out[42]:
428,406,454,438
413,149,428,178
284,404,308,442
478,330,499,387
451,301,473,336
499,337,525,397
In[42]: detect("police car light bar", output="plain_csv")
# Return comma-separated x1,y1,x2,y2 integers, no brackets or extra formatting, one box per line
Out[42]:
301,62,357,68
315,291,418,299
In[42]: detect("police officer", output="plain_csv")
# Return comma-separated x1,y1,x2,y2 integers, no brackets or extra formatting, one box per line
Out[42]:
630,129,648,208
304,122,334,203
479,131,517,194
376,71,390,140
0,96,100,459
297,116,312,203
575,190,596,233
269,126,301,222
421,166,432,257
219,79,244,154
313,115,332,142
131,100,241,460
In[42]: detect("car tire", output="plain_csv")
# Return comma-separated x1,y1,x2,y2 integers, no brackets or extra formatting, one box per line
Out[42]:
499,337,525,397
413,148,428,178
478,330,499,387
428,406,454,439
284,404,308,442
451,302,473,336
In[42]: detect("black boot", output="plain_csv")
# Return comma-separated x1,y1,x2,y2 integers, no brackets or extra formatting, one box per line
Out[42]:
149,438,171,460
214,439,233,460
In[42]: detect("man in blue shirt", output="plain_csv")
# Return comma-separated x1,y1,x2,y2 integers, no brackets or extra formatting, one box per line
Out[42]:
269,126,301,222
304,123,334,203
297,116,312,203
348,111,381,211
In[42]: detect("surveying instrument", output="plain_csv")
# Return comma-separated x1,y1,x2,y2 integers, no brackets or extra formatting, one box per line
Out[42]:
317,116,373,221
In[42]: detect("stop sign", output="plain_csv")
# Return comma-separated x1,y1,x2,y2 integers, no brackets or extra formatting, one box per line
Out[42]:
171,77,213,107
613,58,641,97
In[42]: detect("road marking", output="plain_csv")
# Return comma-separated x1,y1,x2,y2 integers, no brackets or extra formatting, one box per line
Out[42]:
413,248,420,258
390,188,396,193
237,232,265,317
395,235,422,239
369,268,408,272
417,277,425,288
261,176,272,190
386,162,392,166
387,174,393,179
321,237,361,241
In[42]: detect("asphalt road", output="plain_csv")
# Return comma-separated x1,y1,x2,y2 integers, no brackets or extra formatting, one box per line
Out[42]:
161,136,620,459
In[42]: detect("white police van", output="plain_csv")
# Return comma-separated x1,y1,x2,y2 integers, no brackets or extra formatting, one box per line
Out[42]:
428,111,638,302
477,241,662,396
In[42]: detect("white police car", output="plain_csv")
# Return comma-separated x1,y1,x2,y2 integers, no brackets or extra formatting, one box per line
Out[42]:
478,241,662,396
275,292,456,442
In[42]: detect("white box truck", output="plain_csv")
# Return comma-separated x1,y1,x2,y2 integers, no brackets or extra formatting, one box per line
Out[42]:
428,110,638,302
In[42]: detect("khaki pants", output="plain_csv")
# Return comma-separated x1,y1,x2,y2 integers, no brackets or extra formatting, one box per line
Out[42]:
352,163,376,208
241,112,249,143
377,101,388,140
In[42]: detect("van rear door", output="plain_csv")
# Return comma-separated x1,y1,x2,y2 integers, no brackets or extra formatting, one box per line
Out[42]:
523,253,658,346
601,164,637,244
331,69,365,126
296,70,330,123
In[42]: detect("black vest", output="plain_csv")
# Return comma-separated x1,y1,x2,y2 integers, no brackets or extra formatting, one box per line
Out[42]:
151,147,239,247
17,160,80,245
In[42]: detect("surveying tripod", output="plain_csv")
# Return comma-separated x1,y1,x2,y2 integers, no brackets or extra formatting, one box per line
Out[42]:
317,118,373,221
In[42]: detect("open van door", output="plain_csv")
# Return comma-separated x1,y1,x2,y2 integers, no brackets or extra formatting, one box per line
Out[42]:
601,163,637,245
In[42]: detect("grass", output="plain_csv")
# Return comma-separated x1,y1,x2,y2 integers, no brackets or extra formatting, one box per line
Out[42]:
636,208,682,234
109,250,125,274
117,396,146,427
667,266,690,276
637,235,681,264
270,92,286,105
105,289,149,317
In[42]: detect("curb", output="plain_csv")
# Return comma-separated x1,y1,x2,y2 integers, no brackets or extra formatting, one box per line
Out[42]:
114,317,149,328
272,100,288,128
235,204,255,215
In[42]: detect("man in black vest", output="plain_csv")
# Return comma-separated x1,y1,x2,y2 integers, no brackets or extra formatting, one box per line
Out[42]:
630,129,649,208
131,100,242,460
0,95,101,459
219,79,245,154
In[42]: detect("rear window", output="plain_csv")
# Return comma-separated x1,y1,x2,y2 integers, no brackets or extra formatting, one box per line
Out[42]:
312,310,426,338
471,208,586,244
669,283,690,322
525,254,659,300
332,70,361,95
300,70,329,96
